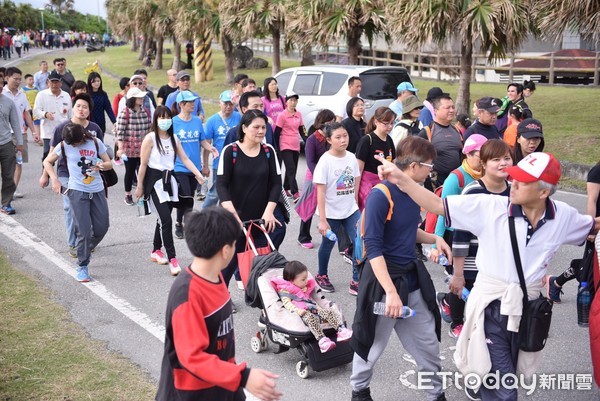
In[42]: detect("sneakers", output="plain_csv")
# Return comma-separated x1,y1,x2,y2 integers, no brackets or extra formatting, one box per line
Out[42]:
150,249,168,265
349,280,359,296
548,276,563,303
297,240,314,249
13,192,23,199
113,158,123,166
315,274,335,292
449,324,463,339
342,250,353,265
436,292,452,323
236,280,245,290
351,387,373,401
292,192,300,203
68,246,77,258
196,191,206,201
1,204,15,215
76,266,90,282
169,258,181,276
337,327,353,342
175,223,184,239
124,194,134,206
318,336,336,353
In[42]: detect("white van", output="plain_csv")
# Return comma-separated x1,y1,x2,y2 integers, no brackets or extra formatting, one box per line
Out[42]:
274,65,413,131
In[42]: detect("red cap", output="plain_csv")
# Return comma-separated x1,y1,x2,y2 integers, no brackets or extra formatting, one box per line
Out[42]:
506,152,561,185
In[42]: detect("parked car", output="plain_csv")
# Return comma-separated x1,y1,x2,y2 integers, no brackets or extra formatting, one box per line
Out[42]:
274,65,413,133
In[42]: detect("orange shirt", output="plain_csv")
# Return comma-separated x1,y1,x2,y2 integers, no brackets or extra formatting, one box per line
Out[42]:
503,123,517,149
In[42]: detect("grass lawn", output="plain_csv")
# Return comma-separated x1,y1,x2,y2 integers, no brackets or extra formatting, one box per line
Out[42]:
0,253,157,400
15,44,599,166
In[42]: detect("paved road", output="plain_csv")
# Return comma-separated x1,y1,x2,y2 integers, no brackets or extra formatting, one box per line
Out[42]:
1,135,598,400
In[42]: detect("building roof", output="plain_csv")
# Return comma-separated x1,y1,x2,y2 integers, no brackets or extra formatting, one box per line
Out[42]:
501,49,597,72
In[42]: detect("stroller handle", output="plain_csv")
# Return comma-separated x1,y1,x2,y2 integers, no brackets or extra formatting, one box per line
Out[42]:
241,220,276,254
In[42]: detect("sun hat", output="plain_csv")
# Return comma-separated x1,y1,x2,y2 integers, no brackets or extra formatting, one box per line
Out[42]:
401,95,424,114
126,87,147,99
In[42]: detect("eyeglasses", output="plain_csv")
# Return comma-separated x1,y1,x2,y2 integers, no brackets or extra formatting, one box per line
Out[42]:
378,120,394,127
179,77,190,82
418,161,434,169
132,81,143,86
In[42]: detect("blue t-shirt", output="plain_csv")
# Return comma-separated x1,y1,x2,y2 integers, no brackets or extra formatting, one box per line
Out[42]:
173,115,205,174
54,138,107,193
204,111,241,169
165,89,205,117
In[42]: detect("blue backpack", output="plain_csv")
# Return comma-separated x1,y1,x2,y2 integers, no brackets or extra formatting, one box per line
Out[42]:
353,183,394,265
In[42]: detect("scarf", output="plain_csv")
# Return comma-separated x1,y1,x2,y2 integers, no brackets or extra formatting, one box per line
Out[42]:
315,129,326,143
461,159,483,180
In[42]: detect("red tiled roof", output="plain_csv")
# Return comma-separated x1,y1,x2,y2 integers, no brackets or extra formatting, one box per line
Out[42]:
500,49,597,71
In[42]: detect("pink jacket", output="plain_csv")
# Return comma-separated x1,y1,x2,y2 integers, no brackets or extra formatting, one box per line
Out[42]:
271,276,317,311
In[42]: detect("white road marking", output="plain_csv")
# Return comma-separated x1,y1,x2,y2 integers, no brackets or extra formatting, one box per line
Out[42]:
0,214,166,342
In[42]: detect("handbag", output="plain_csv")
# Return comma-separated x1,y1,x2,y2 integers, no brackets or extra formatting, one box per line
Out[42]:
92,138,118,188
508,216,553,352
237,222,272,287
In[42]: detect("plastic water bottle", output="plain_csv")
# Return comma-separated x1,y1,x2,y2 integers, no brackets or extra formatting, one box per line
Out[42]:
137,198,146,217
577,282,591,327
423,248,449,266
120,153,128,162
373,302,416,318
325,229,337,242
461,287,470,302
16,151,23,165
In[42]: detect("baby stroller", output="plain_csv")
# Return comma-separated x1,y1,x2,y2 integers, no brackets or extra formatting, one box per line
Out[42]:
241,220,354,379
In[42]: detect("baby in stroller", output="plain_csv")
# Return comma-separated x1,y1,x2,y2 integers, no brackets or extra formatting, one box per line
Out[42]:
271,261,353,353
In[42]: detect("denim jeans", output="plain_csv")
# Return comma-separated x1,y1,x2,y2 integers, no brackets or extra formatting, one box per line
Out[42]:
59,177,77,247
202,172,219,208
317,209,360,281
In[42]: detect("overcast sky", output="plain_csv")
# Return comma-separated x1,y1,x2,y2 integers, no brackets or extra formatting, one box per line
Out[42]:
14,0,107,18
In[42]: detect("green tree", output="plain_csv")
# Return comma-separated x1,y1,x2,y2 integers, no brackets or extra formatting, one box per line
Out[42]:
48,0,75,14
221,0,287,74
534,0,600,44
388,0,533,115
289,0,387,66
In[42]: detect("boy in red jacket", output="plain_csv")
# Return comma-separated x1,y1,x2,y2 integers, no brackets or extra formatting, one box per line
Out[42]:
156,207,282,401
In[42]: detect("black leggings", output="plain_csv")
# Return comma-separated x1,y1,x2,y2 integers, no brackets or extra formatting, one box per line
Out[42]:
448,277,476,328
280,150,299,194
123,157,141,192
175,174,196,225
555,258,579,287
150,191,176,260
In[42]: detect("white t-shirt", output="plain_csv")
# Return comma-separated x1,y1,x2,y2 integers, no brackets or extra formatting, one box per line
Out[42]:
313,151,360,219
335,94,352,120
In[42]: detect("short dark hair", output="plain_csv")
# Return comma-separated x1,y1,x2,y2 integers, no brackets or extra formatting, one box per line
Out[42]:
241,78,256,88
480,139,512,166
431,94,453,110
283,260,308,282
53,58,64,64
322,121,345,138
523,80,536,92
24,74,33,80
184,208,242,258
239,91,261,111
345,97,364,118
394,136,437,171
119,77,130,90
238,109,268,142
5,67,21,77
134,68,148,76
348,76,361,87
73,92,94,110
507,82,524,95
234,73,249,84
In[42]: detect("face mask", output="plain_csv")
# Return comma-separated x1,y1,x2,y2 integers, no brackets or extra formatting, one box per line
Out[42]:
157,119,172,131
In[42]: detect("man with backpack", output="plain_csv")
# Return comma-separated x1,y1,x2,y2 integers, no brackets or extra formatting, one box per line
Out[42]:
418,94,463,187
350,136,450,401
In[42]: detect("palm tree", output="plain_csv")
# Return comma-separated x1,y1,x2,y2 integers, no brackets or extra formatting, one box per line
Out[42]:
220,0,287,74
152,2,174,70
48,0,74,14
106,0,139,52
533,0,600,44
388,0,533,115
289,0,388,66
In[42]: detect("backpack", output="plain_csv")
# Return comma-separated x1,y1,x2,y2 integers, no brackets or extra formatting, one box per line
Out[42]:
353,183,394,266
424,122,464,143
424,169,464,233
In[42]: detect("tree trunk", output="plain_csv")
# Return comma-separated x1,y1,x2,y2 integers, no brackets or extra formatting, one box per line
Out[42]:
456,42,473,116
301,43,314,66
138,34,148,61
222,34,234,85
347,26,363,65
171,39,181,70
153,36,163,70
271,23,281,75
131,29,139,52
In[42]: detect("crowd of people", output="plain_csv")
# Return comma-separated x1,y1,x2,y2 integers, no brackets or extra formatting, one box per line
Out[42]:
1,55,599,401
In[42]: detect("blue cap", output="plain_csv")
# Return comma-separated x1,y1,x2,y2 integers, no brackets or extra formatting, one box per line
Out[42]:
176,90,198,103
397,82,418,93
219,90,233,103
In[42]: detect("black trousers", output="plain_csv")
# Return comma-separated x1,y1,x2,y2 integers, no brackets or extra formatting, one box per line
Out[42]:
280,150,299,194
123,157,141,192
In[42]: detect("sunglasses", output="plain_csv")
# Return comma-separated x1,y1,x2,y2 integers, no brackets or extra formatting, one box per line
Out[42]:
179,77,190,82
132,81,143,86
55,63,65,67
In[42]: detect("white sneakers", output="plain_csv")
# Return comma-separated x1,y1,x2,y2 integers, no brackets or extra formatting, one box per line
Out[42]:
169,258,181,276
150,249,169,265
